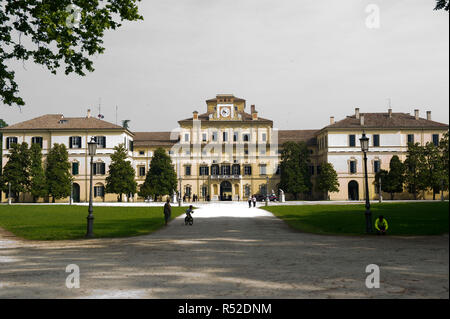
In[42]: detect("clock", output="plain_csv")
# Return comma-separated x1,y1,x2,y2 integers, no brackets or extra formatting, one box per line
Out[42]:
220,107,231,117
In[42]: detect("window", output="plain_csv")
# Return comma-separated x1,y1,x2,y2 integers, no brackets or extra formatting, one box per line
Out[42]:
129,140,134,151
244,149,249,155
260,184,267,195
232,164,240,175
309,165,314,175
199,166,209,176
211,165,220,175
202,186,208,197
69,136,82,149
139,150,145,156
262,133,267,142
260,164,267,175
221,165,231,175
316,165,321,175
139,166,146,177
432,134,439,146
276,165,280,175
185,165,191,176
349,135,356,147
373,134,380,147
94,136,106,148
184,133,189,142
374,160,381,173
72,162,79,175
6,137,18,149
244,185,251,197
243,134,250,142
233,132,238,142
407,134,414,144
223,132,228,142
93,162,106,175
202,133,207,142
244,165,252,176
212,132,218,142
31,137,43,148
94,185,105,197
185,186,191,197
349,161,357,174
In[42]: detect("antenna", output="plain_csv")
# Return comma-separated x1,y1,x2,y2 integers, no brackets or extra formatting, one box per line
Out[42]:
115,106,118,125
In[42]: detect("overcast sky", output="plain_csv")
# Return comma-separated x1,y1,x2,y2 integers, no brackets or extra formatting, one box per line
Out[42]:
1,0,449,132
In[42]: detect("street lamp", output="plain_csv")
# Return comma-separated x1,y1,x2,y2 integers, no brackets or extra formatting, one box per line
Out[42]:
178,176,182,207
86,137,97,238
265,176,269,206
360,132,373,233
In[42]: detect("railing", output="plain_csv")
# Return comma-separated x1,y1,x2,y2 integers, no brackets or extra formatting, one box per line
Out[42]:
210,174,242,180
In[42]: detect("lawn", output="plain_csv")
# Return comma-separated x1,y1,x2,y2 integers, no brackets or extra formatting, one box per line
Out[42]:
0,205,186,240
262,202,449,236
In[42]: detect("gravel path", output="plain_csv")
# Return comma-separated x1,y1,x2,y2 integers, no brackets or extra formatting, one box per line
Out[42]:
0,203,448,298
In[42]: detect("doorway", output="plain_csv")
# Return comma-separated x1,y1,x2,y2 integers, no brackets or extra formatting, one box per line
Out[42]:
72,183,81,203
348,180,359,200
220,181,232,201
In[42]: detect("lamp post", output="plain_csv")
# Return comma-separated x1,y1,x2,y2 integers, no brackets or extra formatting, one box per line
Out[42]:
86,137,97,238
8,182,11,205
360,132,373,233
441,179,445,202
265,176,269,206
378,176,382,203
178,176,182,207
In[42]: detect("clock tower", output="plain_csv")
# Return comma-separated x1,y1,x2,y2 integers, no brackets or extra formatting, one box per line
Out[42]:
206,94,246,121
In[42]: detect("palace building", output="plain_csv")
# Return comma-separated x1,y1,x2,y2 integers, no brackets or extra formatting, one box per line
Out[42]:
1,94,448,202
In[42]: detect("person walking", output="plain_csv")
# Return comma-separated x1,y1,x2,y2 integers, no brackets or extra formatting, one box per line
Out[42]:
248,197,252,208
252,195,256,207
163,197,171,226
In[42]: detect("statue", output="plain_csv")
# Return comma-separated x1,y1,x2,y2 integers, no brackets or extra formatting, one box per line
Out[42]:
279,189,286,203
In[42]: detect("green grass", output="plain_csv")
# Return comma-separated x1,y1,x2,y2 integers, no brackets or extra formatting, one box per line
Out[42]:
262,202,449,236
0,205,186,240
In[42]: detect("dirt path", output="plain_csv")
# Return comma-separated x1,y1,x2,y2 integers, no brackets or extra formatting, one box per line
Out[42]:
0,203,448,298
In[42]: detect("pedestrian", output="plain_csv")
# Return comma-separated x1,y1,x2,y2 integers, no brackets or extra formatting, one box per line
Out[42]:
252,195,256,207
375,215,389,235
163,197,171,226
248,197,252,208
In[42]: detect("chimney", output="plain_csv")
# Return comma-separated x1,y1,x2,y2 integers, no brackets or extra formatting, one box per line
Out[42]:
388,108,392,118
355,108,360,119
252,111,258,121
426,111,431,121
193,111,198,120
87,109,91,118
414,109,419,120
251,104,256,114
360,114,365,126
330,116,335,125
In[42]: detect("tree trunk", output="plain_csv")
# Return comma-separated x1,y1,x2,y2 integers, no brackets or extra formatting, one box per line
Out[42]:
52,197,55,203
390,193,394,200
118,194,122,202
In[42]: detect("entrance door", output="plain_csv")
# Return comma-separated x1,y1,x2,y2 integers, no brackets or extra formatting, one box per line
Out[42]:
220,181,232,201
348,180,359,200
72,183,81,203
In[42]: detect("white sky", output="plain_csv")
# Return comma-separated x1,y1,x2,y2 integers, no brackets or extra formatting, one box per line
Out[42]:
1,0,449,131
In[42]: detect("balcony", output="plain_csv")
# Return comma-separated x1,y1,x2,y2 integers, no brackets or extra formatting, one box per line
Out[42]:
210,174,242,180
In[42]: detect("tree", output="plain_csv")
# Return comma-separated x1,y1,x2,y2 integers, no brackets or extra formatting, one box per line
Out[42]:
439,131,449,193
420,142,445,200
385,155,405,200
404,143,427,199
46,143,72,202
434,0,449,11
316,162,339,198
0,119,8,177
279,141,312,199
29,143,47,202
138,148,177,201
0,1,143,106
374,169,389,198
105,143,137,201
0,142,31,202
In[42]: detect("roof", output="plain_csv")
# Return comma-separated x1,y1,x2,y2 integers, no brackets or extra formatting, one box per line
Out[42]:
178,111,273,124
278,130,318,146
133,132,178,147
325,112,449,130
1,114,129,132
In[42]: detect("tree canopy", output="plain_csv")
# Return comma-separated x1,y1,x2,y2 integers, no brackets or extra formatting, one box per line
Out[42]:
105,143,137,201
138,148,177,201
45,143,72,202
0,0,143,106
29,143,47,202
0,142,31,201
279,141,312,199
316,162,339,197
